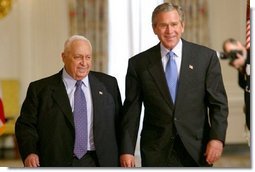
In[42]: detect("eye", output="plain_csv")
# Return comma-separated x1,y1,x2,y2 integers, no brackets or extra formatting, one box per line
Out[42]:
86,55,92,60
171,23,178,27
74,55,83,59
158,23,168,29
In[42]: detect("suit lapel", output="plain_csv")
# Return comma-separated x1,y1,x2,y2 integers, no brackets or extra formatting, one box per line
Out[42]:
51,71,74,127
147,44,173,107
175,40,194,106
88,73,106,126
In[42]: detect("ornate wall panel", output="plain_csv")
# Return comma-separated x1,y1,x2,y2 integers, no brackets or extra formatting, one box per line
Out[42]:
68,0,108,72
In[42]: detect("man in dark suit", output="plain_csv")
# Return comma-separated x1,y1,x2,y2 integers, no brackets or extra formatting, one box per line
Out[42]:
15,35,122,167
120,2,228,167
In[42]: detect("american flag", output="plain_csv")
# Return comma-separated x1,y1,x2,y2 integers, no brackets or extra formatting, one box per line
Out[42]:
246,0,250,49
0,97,5,135
0,82,5,135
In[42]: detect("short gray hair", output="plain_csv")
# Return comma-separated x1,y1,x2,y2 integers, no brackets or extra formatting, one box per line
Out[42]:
152,2,184,27
64,35,92,52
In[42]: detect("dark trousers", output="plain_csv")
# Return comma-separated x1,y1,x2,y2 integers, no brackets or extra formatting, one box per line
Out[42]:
167,135,198,167
72,151,99,167
245,91,250,130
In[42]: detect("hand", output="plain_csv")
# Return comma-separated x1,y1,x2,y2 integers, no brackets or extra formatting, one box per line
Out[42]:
120,154,135,167
229,41,247,71
204,140,223,165
24,153,40,167
230,52,246,71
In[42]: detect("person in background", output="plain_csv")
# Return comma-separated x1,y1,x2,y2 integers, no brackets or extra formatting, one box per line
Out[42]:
15,35,122,167
120,2,228,167
223,38,250,131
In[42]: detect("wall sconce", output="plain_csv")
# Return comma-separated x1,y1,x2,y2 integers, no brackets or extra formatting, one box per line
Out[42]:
0,0,12,19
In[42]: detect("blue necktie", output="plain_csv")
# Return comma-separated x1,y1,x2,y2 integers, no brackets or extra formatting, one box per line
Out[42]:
73,80,87,159
165,51,178,103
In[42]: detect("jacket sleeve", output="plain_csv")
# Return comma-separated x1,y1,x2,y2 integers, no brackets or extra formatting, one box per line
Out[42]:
206,52,229,143
15,83,39,162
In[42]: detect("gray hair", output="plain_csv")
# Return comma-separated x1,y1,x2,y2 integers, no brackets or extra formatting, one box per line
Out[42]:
64,35,92,52
152,2,184,27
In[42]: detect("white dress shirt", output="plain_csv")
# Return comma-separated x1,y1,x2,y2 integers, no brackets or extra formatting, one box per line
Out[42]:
161,39,183,77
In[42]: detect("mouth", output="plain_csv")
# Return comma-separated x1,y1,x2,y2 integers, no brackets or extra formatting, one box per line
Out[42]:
165,35,175,40
77,67,87,73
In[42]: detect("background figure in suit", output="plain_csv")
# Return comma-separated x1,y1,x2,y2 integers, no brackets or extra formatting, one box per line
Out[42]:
120,2,228,167
15,35,122,167
222,38,250,131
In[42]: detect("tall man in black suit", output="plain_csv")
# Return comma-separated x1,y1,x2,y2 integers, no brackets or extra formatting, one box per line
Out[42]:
120,2,228,167
15,35,122,167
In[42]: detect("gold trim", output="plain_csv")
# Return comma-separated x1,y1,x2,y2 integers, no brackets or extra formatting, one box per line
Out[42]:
0,0,12,19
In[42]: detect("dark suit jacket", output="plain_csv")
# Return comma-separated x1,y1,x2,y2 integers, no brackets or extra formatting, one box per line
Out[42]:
15,70,122,167
120,39,228,166
238,48,250,130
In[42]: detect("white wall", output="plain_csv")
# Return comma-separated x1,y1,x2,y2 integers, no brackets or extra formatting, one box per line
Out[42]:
0,0,69,100
208,0,246,49
108,0,163,100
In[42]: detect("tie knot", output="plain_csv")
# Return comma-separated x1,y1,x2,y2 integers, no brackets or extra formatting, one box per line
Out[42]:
167,51,175,59
76,80,83,87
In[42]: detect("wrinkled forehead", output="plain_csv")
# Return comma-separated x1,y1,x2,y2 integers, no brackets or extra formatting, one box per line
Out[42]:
65,40,92,54
64,35,92,52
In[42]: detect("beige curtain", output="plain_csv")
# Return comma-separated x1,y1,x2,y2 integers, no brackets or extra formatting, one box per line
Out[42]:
68,0,108,73
165,0,210,46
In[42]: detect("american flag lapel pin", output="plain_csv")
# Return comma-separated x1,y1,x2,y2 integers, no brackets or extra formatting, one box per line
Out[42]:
99,91,103,95
189,65,194,70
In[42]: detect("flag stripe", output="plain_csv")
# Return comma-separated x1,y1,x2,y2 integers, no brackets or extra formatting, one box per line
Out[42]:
0,98,5,135
246,0,250,49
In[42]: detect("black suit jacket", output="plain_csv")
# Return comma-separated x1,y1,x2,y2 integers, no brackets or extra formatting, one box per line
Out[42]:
15,70,122,167
120,39,228,166
238,48,250,130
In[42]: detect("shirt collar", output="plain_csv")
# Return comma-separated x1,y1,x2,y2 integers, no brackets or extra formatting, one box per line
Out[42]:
62,68,89,89
160,39,183,58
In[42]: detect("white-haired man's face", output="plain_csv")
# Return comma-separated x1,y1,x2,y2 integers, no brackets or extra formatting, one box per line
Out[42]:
62,40,92,80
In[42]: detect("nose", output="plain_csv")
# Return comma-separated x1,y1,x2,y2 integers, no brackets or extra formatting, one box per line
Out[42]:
166,24,172,33
80,57,86,65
